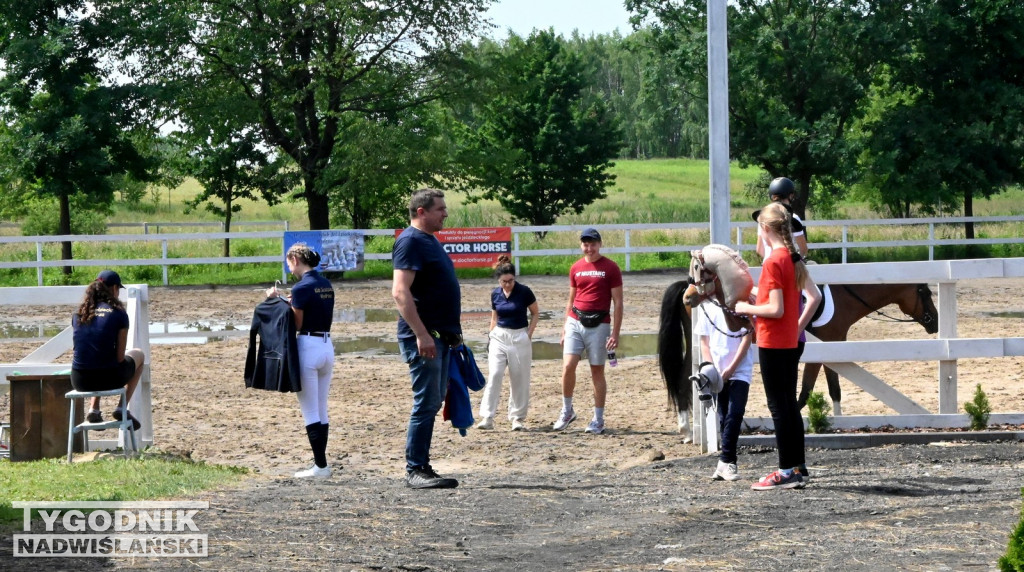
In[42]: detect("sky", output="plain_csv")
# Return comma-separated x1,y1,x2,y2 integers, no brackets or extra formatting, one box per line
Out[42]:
483,0,634,39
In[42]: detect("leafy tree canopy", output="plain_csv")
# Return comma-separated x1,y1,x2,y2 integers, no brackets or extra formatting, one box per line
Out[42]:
453,30,623,228
112,0,491,230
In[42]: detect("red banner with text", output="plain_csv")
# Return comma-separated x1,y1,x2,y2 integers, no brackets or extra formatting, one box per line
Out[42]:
395,227,512,268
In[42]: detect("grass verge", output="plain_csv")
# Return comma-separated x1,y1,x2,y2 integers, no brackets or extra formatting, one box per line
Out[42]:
0,451,248,527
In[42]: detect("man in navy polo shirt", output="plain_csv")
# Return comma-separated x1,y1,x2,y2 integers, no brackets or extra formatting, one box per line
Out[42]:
392,188,462,489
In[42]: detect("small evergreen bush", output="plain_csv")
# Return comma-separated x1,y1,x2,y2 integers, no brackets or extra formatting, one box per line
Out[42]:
805,391,832,433
1000,489,1024,571
964,383,992,431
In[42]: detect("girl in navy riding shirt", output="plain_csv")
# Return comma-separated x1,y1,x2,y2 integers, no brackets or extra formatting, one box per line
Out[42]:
268,243,336,478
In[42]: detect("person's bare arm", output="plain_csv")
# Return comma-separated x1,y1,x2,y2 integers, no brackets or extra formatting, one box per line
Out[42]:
116,328,128,362
392,269,435,358
721,332,751,381
527,301,539,339
798,274,822,333
560,285,577,346
735,288,784,319
607,286,624,350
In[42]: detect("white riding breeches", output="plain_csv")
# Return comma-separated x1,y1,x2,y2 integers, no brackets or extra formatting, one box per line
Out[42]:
479,327,532,421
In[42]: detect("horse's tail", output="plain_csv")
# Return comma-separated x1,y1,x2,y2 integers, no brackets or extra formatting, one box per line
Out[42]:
658,279,693,413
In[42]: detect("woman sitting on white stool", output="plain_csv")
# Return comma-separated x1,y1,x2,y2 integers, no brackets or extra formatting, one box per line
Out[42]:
71,270,145,430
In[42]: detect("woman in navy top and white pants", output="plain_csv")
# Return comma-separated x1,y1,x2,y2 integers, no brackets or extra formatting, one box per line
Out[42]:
269,243,336,478
478,255,539,431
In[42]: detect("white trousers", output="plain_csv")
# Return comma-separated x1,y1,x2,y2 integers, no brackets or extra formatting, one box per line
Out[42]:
296,335,334,425
479,327,532,420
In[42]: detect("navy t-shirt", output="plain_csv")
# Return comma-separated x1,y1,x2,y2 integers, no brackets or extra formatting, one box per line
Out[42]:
491,283,536,330
72,303,129,370
392,226,462,339
290,270,335,332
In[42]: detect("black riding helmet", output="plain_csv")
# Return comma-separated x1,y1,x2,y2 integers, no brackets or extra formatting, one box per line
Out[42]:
768,177,795,198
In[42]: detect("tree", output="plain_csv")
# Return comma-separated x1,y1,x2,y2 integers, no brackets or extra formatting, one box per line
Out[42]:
566,30,707,159
116,0,490,231
0,0,157,272
851,0,1024,235
453,30,623,229
628,0,903,218
170,131,295,256
326,105,453,230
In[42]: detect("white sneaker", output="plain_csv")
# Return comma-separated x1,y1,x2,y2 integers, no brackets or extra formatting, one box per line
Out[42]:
552,409,577,431
477,417,494,430
584,419,605,435
510,418,525,431
294,465,331,478
711,461,741,481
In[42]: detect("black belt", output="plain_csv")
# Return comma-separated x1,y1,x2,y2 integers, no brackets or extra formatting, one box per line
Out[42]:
298,331,331,340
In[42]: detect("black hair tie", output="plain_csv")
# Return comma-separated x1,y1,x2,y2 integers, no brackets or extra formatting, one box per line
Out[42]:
790,253,802,264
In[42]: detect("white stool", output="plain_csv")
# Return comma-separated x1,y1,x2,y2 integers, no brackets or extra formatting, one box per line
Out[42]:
65,388,138,462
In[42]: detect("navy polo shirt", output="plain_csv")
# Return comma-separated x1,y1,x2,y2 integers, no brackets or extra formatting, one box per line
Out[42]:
392,226,462,339
72,303,129,370
290,270,335,332
491,282,536,330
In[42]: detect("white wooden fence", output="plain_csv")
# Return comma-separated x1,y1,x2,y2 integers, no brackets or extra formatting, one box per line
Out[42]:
1,216,1022,286
0,285,154,452
691,257,1024,452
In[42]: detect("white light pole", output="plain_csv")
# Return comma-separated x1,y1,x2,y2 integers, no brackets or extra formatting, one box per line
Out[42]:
707,0,730,247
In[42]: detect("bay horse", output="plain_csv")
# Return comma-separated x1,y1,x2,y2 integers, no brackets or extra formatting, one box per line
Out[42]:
799,283,938,414
658,280,938,437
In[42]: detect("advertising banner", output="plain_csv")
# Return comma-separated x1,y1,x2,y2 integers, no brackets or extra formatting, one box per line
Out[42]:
394,227,512,268
283,230,365,273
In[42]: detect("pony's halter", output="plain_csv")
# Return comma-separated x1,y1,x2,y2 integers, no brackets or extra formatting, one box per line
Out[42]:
688,250,717,300
915,285,935,325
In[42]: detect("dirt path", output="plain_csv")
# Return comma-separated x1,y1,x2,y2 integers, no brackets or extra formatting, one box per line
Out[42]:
2,273,1023,569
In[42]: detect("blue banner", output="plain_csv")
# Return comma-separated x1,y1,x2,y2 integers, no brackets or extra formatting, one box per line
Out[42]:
283,230,365,273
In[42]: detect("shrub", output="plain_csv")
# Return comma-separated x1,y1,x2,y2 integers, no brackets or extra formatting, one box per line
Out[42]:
21,196,108,236
805,391,832,433
964,383,991,431
1000,489,1024,571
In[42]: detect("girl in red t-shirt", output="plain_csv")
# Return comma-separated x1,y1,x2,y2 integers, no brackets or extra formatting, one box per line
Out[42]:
735,202,810,490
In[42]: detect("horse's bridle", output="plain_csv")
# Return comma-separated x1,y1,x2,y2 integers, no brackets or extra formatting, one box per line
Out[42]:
842,284,935,326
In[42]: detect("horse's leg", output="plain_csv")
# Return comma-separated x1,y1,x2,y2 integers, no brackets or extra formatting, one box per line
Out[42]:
798,362,822,409
677,407,692,444
825,366,842,416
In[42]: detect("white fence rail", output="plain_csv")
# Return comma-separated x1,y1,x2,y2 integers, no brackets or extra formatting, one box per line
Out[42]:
1,216,1022,285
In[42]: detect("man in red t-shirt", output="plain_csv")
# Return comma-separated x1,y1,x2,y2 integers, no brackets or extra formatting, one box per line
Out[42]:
553,228,623,435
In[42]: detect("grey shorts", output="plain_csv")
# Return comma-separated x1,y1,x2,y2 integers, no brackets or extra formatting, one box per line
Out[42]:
563,319,610,365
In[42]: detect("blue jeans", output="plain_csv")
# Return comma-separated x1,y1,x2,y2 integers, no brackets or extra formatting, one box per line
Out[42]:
399,336,451,472
717,379,750,464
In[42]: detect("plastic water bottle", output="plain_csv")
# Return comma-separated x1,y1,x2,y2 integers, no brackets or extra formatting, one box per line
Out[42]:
607,351,618,367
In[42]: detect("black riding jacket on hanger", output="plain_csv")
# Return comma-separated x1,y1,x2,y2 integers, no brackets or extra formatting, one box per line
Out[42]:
244,296,302,392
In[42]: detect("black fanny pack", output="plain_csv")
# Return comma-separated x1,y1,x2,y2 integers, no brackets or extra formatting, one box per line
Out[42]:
572,306,608,328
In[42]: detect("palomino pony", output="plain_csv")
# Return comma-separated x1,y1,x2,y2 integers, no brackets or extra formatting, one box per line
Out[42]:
659,278,939,436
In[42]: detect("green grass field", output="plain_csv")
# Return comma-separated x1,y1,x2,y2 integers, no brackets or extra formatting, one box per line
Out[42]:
2,157,1022,285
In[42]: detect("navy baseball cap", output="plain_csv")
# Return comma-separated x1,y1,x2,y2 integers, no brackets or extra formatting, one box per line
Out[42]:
580,228,602,242
96,269,123,287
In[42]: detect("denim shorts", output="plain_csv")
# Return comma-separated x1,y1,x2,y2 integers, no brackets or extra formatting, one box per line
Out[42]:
563,319,610,365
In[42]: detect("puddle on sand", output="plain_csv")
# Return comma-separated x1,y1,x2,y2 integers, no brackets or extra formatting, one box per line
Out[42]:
982,310,1024,319
332,333,661,360
0,324,66,339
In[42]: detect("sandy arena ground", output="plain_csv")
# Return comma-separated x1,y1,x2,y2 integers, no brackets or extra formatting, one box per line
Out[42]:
2,273,1023,570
